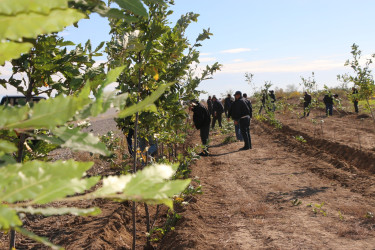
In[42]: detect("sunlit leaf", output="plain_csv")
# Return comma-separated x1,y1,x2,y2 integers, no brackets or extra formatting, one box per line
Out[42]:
14,206,101,216
0,42,33,65
0,206,22,230
114,0,148,17
0,0,68,15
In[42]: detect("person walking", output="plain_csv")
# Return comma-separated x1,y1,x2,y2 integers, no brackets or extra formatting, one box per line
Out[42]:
211,95,224,129
228,91,252,150
323,92,334,116
258,90,267,114
224,94,233,117
303,91,312,117
191,100,211,156
352,87,359,113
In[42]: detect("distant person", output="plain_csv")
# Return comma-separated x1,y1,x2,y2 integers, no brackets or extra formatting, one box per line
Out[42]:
224,94,233,117
258,90,267,114
269,90,276,112
323,92,334,116
191,100,211,156
228,91,252,150
303,92,312,117
212,95,224,129
207,95,213,116
352,87,359,113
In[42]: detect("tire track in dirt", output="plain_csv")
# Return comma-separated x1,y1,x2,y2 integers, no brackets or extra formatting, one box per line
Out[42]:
160,122,375,249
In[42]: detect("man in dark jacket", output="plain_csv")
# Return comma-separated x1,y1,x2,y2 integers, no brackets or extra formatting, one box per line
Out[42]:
191,100,211,156
303,92,312,117
323,92,334,116
224,94,233,117
228,91,252,150
269,90,276,112
207,96,213,116
211,95,224,129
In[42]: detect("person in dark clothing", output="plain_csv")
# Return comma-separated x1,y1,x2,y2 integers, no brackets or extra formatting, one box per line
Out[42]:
258,90,267,114
126,128,134,156
243,93,253,114
303,92,312,117
207,96,213,116
224,94,233,117
211,95,224,129
269,90,276,112
228,91,252,150
323,93,334,116
191,100,211,156
352,87,359,113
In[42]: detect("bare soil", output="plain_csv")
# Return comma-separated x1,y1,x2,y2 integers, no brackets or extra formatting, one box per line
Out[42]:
1,109,375,249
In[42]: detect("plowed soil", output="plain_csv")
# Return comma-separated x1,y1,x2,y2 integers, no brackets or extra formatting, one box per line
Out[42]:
1,109,375,249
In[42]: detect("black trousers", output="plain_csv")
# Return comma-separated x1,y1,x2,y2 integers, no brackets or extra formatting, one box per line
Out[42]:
200,124,210,147
212,113,222,128
354,101,359,113
239,116,251,148
303,103,310,117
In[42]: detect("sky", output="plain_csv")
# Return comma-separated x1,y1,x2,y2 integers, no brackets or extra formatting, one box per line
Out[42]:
2,0,375,99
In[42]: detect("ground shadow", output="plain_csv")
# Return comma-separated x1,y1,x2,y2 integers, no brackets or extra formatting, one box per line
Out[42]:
209,150,240,157
265,186,329,203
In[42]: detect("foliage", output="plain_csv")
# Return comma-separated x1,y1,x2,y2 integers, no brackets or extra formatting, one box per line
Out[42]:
338,44,375,121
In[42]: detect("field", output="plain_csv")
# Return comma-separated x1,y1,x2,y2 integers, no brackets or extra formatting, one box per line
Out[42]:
2,98,375,249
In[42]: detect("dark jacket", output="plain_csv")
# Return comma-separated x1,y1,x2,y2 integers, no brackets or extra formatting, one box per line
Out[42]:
192,103,211,129
207,98,213,114
269,93,276,103
304,94,312,105
224,97,233,110
243,98,253,118
228,97,251,120
323,94,333,105
212,99,224,114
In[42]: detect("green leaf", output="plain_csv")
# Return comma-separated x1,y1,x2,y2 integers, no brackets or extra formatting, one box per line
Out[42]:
0,9,86,41
117,83,172,118
93,164,190,208
0,42,33,65
15,227,63,250
14,206,101,216
114,0,148,17
0,205,22,230
0,160,98,204
0,139,17,154
38,127,110,156
1,92,91,130
0,0,68,15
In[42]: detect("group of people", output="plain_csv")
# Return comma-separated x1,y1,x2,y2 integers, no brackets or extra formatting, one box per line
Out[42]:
190,91,253,156
303,87,359,117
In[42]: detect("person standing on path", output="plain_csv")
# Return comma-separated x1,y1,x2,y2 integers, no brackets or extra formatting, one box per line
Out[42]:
269,90,276,112
352,87,359,113
303,91,312,117
207,95,213,116
258,90,267,114
323,92,334,116
212,95,224,129
191,100,211,156
228,91,252,150
224,94,233,117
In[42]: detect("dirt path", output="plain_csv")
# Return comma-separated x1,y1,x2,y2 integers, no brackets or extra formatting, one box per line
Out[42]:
160,121,375,249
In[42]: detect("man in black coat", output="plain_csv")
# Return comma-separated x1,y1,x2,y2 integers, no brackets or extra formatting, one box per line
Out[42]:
207,96,213,116
352,87,359,113
228,91,252,150
323,93,334,116
303,92,312,117
191,100,211,156
211,95,224,129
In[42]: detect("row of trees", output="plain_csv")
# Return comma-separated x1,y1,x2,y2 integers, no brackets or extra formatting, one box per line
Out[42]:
0,0,220,249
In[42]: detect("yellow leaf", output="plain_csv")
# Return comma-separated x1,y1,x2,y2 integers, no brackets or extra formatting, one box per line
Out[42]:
153,73,159,81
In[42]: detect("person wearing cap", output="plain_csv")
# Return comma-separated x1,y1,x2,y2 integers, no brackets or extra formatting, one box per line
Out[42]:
211,95,224,129
190,100,211,156
228,91,252,150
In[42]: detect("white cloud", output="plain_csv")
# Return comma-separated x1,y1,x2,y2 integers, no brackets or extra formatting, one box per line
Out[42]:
200,52,211,56
0,61,13,79
218,56,345,74
220,48,256,54
233,59,245,63
199,57,217,63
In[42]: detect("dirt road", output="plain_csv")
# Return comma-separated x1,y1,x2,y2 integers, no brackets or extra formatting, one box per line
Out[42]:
161,121,375,249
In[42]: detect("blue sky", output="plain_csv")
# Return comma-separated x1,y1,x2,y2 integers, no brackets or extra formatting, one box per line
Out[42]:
2,0,375,99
